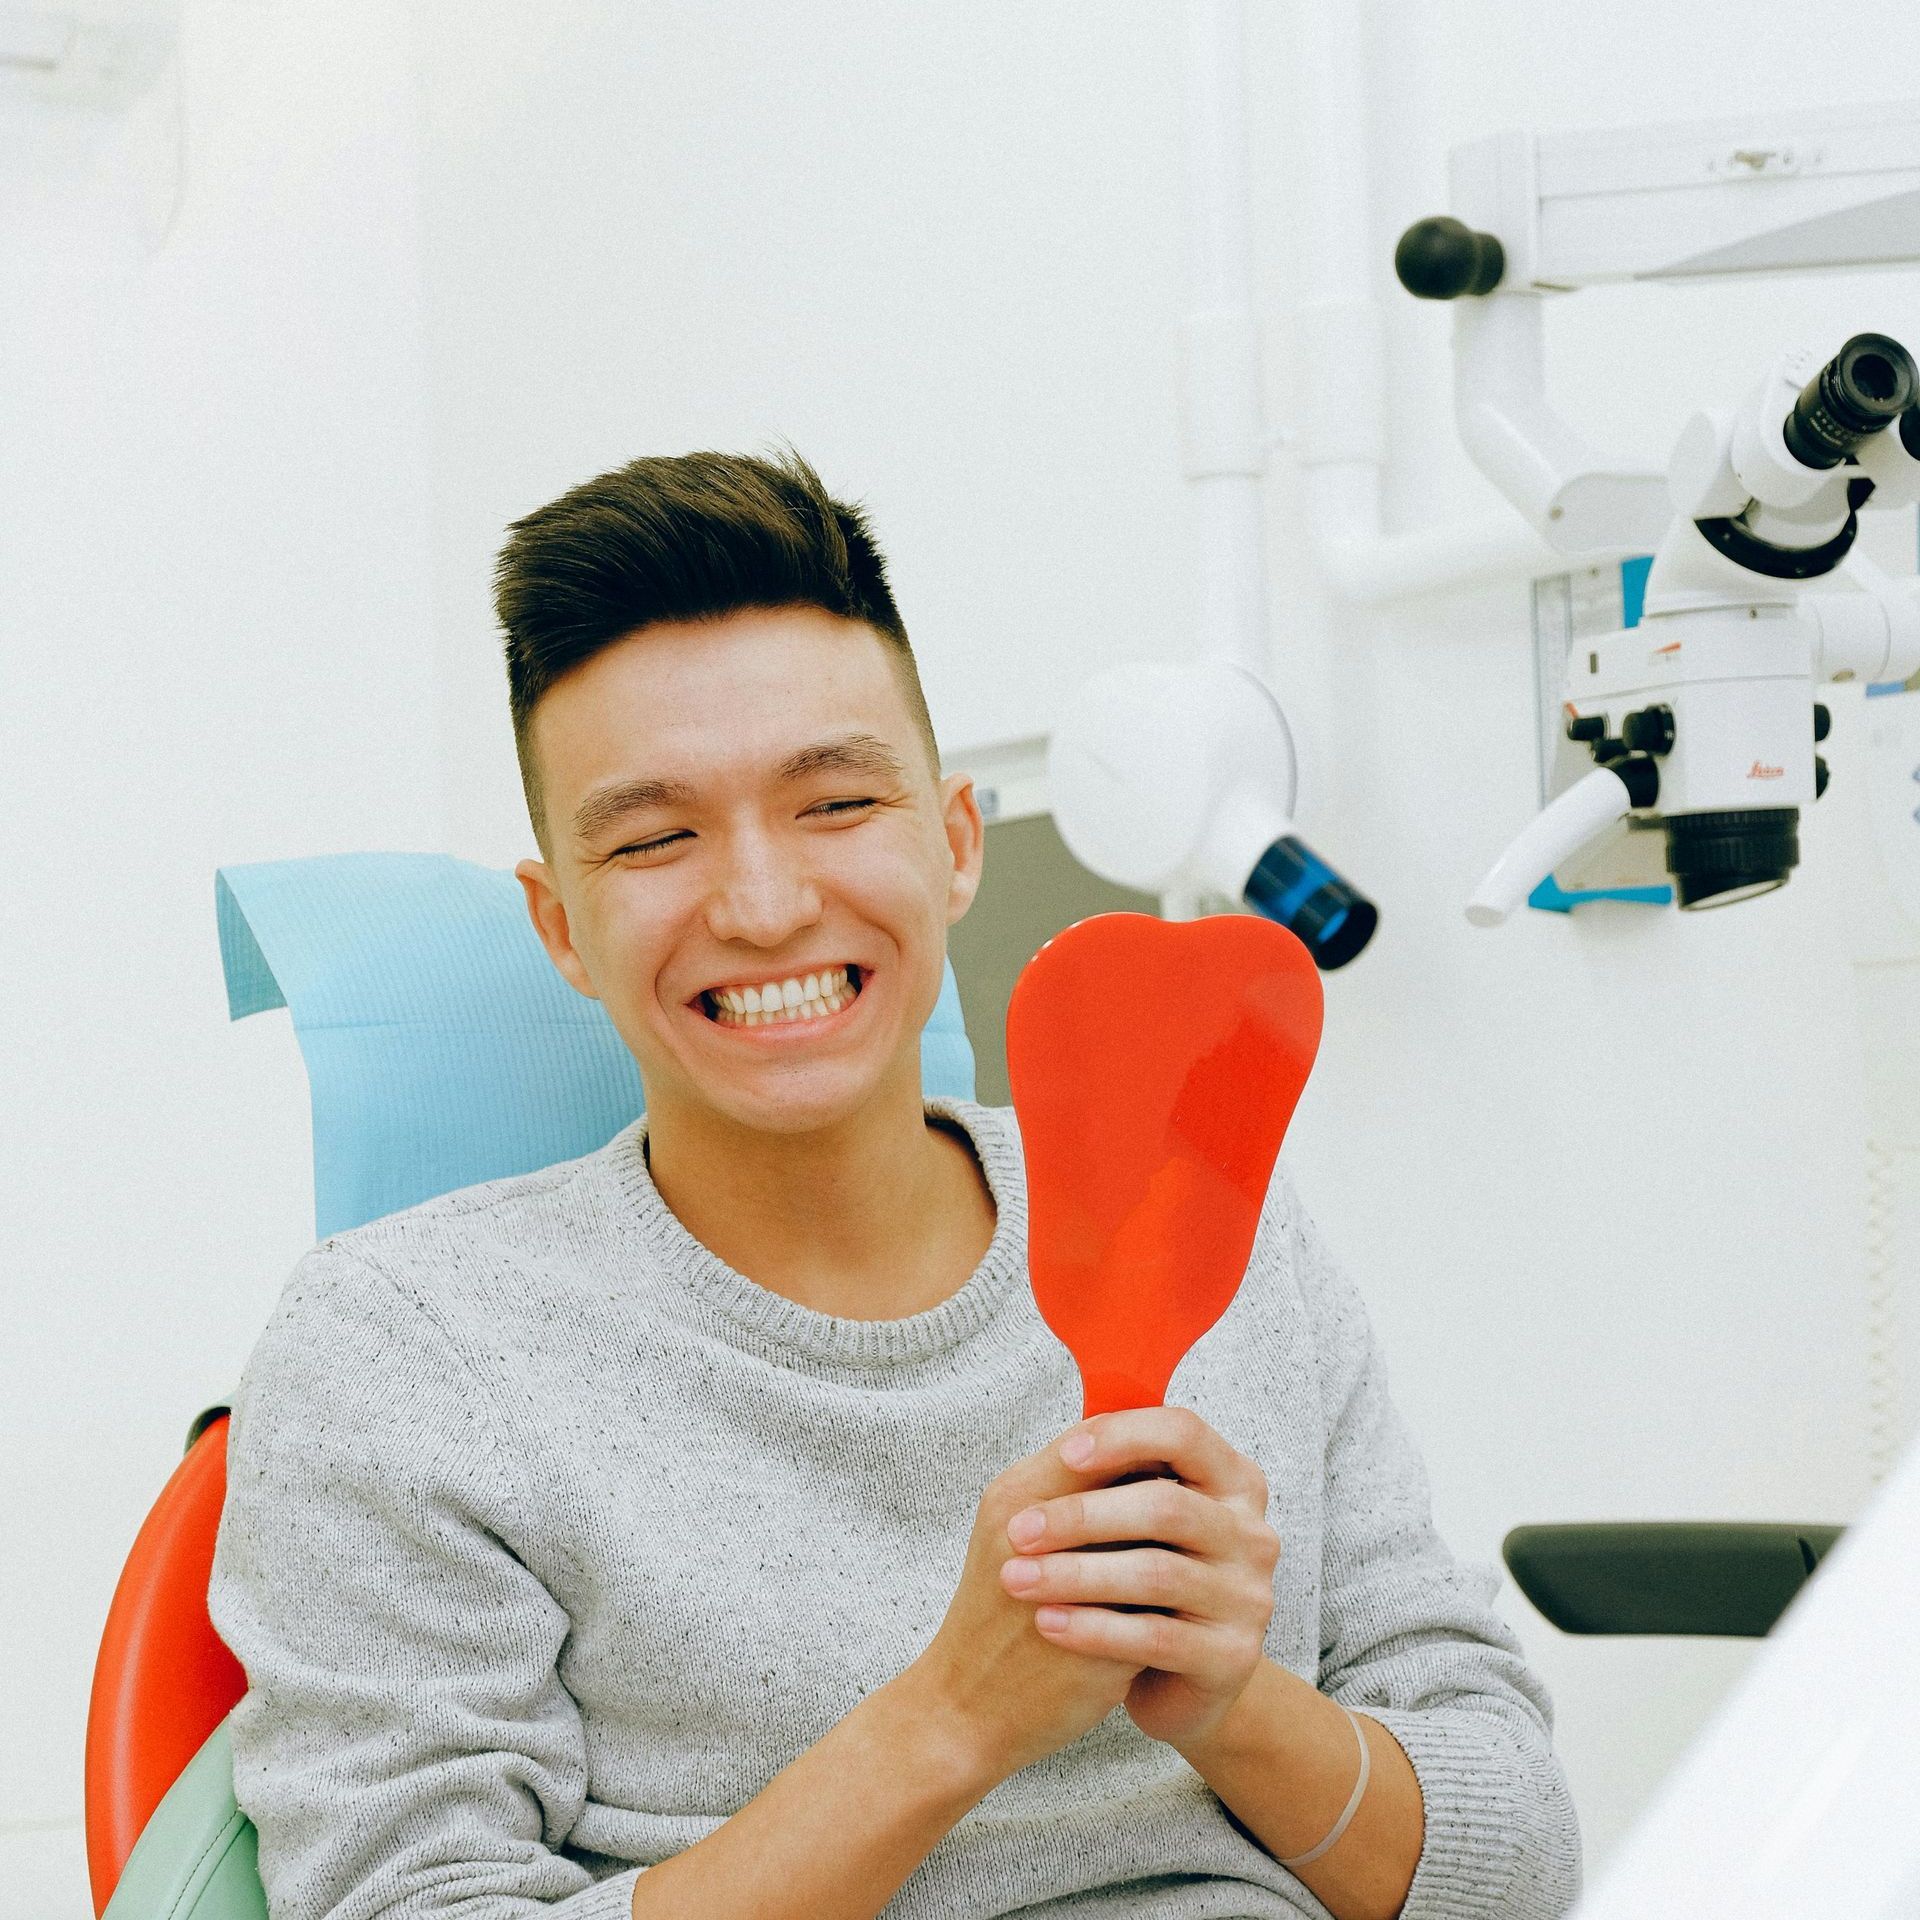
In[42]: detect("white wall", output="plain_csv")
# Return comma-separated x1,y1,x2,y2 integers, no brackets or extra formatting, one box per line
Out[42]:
414,0,1202,861
8,1,1920,1911
0,4,437,1912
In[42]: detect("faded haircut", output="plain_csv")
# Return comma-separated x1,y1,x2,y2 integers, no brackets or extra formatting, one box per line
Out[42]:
493,445,939,850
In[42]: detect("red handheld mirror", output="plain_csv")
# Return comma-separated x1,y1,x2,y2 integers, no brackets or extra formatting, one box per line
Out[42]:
1005,912,1324,1420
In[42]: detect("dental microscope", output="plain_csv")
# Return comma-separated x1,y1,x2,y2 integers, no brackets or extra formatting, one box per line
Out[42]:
1465,329,1920,923
1389,105,1920,925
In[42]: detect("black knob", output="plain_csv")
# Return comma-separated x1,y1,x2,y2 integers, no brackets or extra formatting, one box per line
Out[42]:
1566,713,1607,743
1613,754,1661,810
1593,737,1628,764
1622,705,1677,756
1814,703,1831,742
1816,755,1831,799
1394,217,1506,300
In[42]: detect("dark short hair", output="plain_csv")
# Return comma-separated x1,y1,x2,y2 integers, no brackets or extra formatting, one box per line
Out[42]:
493,445,939,849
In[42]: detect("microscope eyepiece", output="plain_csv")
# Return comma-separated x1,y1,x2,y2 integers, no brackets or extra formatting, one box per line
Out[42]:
1782,333,1918,470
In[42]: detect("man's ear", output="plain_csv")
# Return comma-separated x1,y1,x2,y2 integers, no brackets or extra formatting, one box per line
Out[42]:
515,858,602,1000
939,772,986,926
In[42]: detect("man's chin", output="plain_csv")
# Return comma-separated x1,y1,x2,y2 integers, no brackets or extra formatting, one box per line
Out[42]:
651,1052,918,1142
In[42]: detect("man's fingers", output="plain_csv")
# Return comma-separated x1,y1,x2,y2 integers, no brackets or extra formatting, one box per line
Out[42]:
1055,1406,1269,1513
1007,1476,1281,1573
1003,1542,1257,1618
1032,1601,1225,1676
1009,1475,1214,1555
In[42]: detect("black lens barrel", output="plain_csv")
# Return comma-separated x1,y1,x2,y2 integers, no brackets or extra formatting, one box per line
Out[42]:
1783,333,1919,470
1243,835,1378,970
1663,809,1799,910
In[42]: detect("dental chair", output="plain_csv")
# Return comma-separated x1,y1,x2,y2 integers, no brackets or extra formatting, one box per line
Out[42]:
85,853,979,1920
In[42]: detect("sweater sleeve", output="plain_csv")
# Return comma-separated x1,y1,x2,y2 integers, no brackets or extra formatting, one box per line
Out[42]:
1275,1168,1582,1920
207,1242,643,1920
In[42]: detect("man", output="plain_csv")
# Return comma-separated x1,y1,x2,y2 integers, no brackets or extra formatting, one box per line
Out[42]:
209,449,1580,1920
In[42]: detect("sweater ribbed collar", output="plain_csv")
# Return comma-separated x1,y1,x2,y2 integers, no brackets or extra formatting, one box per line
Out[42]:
605,1098,1032,1370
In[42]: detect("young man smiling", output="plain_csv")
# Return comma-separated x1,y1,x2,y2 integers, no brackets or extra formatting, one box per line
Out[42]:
209,450,1580,1920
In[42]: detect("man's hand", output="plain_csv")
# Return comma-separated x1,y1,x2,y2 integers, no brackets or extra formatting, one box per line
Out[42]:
997,1406,1281,1751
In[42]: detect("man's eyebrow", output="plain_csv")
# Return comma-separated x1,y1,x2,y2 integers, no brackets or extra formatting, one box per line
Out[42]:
775,733,908,783
571,776,699,843
569,735,907,844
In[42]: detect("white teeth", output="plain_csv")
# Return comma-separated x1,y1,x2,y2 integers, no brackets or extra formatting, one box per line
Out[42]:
705,966,859,1026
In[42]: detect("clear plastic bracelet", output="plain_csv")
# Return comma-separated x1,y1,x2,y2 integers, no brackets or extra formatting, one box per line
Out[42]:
1278,1704,1371,1870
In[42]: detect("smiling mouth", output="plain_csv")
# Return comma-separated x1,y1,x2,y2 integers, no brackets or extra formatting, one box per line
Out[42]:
698,964,864,1027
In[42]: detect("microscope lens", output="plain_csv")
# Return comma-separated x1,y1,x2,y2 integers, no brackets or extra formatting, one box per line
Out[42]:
1663,809,1800,909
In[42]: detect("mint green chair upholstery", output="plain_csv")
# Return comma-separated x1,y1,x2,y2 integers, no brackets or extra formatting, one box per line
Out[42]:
103,1727,264,1920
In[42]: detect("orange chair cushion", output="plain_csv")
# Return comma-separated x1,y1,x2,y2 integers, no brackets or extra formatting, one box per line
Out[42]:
87,1416,247,1916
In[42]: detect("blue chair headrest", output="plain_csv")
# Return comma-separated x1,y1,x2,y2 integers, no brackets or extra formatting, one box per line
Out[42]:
216,853,976,1239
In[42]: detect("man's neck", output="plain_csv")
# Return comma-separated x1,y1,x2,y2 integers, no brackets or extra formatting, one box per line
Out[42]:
644,1078,998,1322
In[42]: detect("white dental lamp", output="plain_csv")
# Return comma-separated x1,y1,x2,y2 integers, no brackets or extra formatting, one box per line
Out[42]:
1392,103,1920,925
1047,0,1380,970
1048,658,1376,970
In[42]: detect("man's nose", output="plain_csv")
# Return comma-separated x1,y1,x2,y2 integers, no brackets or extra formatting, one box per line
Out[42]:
704,833,824,948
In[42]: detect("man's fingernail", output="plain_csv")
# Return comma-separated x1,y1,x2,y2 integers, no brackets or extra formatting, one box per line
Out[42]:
1061,1433,1095,1466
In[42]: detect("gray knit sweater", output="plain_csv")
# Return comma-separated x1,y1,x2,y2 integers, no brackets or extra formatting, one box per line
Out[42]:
208,1098,1580,1920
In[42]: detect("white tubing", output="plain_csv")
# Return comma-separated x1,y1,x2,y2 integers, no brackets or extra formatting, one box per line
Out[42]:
1465,766,1636,926
1454,295,1669,554
1189,462,1268,671
1291,0,1660,600
1291,0,1551,600
1182,0,1269,675
1293,0,1371,336
1184,0,1254,314
1307,461,1572,602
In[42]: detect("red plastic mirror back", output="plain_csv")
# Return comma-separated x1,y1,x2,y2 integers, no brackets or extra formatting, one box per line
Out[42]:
1006,913,1324,1417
